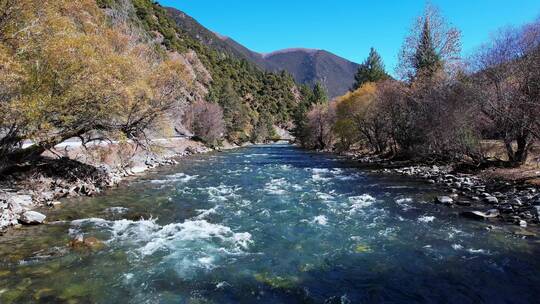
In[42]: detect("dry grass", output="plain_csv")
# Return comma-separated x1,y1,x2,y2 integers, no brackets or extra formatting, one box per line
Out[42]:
479,140,540,185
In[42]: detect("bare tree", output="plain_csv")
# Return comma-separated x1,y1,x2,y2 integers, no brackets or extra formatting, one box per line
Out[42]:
473,18,540,165
306,103,336,150
184,100,225,146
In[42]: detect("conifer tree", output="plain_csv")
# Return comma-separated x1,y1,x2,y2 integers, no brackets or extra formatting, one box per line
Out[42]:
292,85,315,144
312,82,328,104
352,47,390,90
397,4,461,81
413,17,442,78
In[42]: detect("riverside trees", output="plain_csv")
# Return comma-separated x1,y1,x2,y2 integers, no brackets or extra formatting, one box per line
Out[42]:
297,4,539,167
0,0,194,169
352,48,390,90
0,0,303,171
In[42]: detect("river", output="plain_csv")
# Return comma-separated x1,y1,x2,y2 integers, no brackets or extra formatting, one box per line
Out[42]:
0,144,539,303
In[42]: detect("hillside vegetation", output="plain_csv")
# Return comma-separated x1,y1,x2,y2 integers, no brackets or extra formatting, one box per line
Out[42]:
0,0,308,171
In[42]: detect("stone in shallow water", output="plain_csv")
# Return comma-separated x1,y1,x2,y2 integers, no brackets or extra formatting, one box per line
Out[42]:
47,201,62,207
355,244,372,253
436,196,453,205
254,272,300,289
513,228,537,237
33,288,55,301
19,211,46,225
68,236,105,251
461,209,500,220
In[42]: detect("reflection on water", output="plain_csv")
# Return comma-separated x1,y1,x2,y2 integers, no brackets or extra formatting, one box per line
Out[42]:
0,144,539,303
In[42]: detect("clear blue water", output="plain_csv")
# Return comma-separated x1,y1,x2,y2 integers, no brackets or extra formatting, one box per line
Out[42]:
0,144,539,303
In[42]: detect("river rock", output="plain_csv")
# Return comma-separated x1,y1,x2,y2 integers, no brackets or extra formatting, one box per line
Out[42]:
508,198,523,207
534,206,540,219
68,235,105,251
455,201,472,207
499,204,514,214
9,194,33,210
461,209,500,220
47,201,62,208
436,196,453,204
484,196,499,204
19,211,46,225
513,228,537,237
529,194,540,205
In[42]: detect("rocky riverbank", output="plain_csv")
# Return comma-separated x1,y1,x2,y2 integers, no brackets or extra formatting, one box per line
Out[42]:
349,154,540,233
0,139,224,233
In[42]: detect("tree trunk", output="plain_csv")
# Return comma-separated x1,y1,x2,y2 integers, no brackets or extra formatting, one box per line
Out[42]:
505,135,530,167
2,128,88,169
1,144,46,173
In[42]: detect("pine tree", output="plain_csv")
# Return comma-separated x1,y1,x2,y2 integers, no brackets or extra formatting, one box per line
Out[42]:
291,85,315,143
352,47,390,90
413,17,442,78
312,82,328,104
208,80,250,140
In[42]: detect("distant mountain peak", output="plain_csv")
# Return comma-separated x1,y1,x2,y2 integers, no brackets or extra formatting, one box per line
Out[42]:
166,7,359,98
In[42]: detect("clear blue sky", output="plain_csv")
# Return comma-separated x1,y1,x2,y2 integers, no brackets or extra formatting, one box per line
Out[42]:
158,0,540,73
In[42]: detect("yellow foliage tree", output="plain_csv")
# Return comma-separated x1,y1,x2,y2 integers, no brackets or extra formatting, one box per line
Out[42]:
333,83,379,150
0,0,194,166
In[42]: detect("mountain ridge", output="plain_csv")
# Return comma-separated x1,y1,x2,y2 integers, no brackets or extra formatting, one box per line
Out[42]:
165,6,359,98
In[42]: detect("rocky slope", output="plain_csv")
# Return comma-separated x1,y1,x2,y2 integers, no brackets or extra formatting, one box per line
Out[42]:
165,7,359,98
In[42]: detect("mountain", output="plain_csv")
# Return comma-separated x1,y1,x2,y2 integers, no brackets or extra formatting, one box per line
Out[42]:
165,7,359,98
261,49,359,98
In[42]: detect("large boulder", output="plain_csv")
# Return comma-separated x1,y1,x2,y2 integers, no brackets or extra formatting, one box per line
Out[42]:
19,211,46,225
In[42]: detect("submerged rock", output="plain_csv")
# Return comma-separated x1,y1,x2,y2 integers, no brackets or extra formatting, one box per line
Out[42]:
19,211,46,225
68,235,105,251
513,228,537,237
254,272,300,289
355,244,372,253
